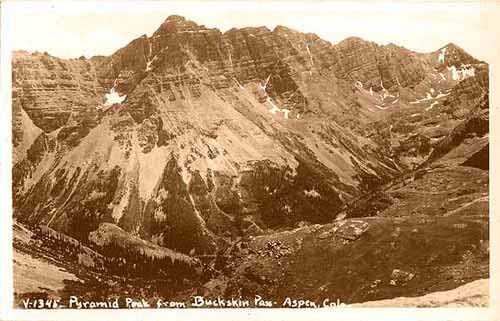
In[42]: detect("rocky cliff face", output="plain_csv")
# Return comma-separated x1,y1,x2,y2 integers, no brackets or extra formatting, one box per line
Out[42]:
12,16,488,260
12,51,103,132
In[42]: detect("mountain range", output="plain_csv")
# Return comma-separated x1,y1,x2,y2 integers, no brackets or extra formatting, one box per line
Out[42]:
12,15,489,305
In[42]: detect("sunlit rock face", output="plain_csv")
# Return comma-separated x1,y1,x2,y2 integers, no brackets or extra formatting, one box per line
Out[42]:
12,15,488,257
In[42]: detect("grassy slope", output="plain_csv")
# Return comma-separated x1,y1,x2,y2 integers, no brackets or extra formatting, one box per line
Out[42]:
203,165,489,305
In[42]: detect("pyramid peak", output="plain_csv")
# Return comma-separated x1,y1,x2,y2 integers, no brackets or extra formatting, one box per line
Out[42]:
165,15,187,22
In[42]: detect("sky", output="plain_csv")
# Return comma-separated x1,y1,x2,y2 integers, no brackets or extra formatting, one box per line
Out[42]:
1,0,490,62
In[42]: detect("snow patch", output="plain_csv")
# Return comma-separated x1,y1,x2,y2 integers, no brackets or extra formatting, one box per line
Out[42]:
379,80,394,99
304,188,321,198
448,66,460,80
146,55,158,71
234,78,244,90
145,46,166,72
104,88,126,106
228,50,233,69
103,79,126,106
426,101,439,111
410,90,440,104
267,97,291,120
260,74,272,90
438,47,447,64
282,109,291,119
447,65,475,81
435,92,450,99
268,98,281,115
306,43,314,67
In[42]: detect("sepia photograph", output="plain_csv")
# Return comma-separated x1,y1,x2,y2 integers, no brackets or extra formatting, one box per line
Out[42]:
0,0,497,319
